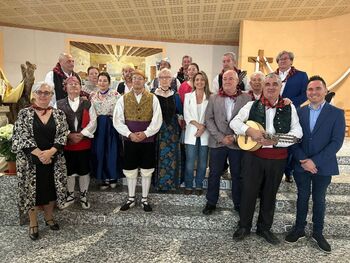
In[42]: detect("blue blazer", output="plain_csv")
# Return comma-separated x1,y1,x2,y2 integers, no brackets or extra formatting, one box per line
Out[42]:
292,103,345,176
282,70,308,108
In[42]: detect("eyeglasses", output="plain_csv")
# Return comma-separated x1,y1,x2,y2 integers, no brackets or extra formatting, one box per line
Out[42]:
34,90,53,97
132,76,145,81
67,82,80,87
159,76,171,80
278,57,290,61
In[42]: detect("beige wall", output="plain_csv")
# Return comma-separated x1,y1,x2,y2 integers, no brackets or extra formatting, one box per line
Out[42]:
0,26,237,90
239,13,350,109
0,32,3,68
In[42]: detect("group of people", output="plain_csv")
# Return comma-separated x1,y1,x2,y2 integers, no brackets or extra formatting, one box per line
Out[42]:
10,51,345,254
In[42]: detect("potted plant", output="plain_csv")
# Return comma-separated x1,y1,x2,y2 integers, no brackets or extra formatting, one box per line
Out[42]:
0,124,16,174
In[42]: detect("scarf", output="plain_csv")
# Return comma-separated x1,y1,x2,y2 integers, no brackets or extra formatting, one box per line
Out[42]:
260,94,285,109
218,89,242,101
31,104,53,116
53,63,65,78
275,66,297,83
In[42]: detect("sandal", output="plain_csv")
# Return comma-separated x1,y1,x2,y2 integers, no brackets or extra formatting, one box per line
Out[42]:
45,218,60,231
29,225,39,240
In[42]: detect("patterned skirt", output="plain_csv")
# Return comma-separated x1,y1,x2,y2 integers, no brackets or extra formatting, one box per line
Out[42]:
154,118,181,191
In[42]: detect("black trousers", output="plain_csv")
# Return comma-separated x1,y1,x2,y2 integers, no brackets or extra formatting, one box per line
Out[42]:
239,152,286,231
123,141,155,170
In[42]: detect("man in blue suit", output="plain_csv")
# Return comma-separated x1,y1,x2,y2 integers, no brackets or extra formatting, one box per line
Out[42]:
275,51,308,182
285,76,345,253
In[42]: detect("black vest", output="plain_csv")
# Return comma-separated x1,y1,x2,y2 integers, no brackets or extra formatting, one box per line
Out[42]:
248,100,292,133
176,71,185,84
57,98,91,133
53,71,80,100
117,82,126,95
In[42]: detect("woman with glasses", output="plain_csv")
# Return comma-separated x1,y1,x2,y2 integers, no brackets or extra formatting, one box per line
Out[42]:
90,72,121,190
12,82,69,240
153,68,182,191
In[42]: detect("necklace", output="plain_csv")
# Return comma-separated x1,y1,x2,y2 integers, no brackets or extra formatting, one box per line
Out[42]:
160,87,169,92
99,88,110,95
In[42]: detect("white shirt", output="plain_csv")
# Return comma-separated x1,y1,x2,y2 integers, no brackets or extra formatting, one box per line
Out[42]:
279,67,291,95
211,75,220,94
225,97,236,122
113,91,163,138
67,97,97,138
230,100,303,148
124,83,132,94
45,70,73,107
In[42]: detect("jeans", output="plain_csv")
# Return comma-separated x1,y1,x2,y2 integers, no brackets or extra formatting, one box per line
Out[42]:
294,172,332,234
184,138,209,189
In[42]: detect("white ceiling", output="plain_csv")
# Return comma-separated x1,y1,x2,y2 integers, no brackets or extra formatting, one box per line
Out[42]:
0,0,349,45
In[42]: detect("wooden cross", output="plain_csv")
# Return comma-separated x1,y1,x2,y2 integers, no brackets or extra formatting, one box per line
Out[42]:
248,49,274,72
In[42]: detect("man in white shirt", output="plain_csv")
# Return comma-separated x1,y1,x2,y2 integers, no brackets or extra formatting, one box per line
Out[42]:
230,73,303,245
45,53,80,104
113,70,162,212
245,71,264,101
202,70,251,215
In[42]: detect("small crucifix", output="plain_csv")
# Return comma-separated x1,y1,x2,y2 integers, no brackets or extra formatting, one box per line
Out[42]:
248,49,274,72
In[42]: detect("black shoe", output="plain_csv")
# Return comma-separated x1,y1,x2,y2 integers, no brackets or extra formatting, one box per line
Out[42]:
202,203,216,215
285,175,293,183
45,219,60,231
141,199,152,212
233,227,250,241
285,228,306,243
312,233,331,253
120,197,136,211
29,225,39,240
256,229,280,245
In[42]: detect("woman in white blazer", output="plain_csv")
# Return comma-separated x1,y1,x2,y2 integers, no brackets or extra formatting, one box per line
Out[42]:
183,71,211,195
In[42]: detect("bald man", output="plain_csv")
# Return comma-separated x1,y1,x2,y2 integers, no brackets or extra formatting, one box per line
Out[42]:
45,53,80,103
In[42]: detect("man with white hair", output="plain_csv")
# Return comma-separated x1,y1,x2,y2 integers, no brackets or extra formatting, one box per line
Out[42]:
246,71,264,101
211,52,247,94
45,53,80,102
230,73,302,245
203,69,251,215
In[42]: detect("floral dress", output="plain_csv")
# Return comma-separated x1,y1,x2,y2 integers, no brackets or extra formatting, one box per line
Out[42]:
11,107,69,212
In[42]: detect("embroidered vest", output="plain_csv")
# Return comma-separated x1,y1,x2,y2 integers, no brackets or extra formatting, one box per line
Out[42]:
248,100,291,133
124,91,155,143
